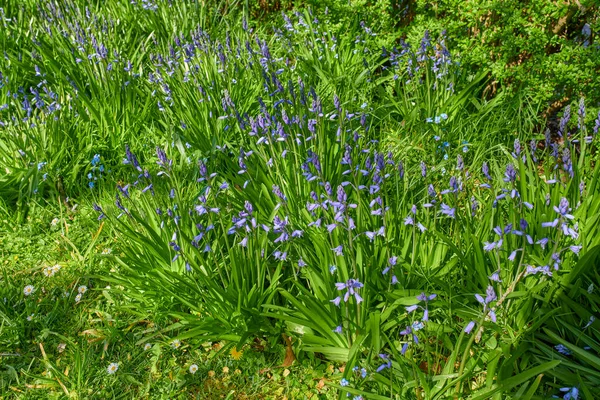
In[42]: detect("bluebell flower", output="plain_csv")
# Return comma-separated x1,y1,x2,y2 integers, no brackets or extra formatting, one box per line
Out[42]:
399,326,418,355
440,203,456,218
376,354,391,372
554,344,571,356
559,386,578,400
504,164,517,183
464,320,476,334
475,286,497,322
332,245,343,256
335,279,364,304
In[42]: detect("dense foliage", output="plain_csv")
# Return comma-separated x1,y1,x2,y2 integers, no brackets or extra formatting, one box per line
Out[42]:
1,1,599,399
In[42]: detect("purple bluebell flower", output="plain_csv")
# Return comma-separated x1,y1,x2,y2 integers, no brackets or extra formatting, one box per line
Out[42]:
332,245,343,256
456,155,464,171
512,139,521,159
335,279,364,303
559,386,578,400
504,164,517,183
555,344,571,356
376,354,391,372
124,144,142,172
482,162,491,181
464,321,476,334
399,326,418,355
440,203,456,218
272,185,287,201
558,106,571,138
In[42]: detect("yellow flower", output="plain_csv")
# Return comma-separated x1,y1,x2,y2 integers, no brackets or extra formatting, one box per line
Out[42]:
222,366,229,374
230,346,243,360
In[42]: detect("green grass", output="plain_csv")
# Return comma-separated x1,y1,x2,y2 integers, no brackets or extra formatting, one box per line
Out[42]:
0,204,346,399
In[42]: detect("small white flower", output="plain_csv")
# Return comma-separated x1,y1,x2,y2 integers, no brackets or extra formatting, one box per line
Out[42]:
189,364,198,374
77,285,87,294
170,339,181,349
27,314,34,321
24,285,35,296
143,343,152,351
107,362,119,374
43,264,61,278
57,343,66,353
102,248,112,255
51,218,60,227
75,293,82,303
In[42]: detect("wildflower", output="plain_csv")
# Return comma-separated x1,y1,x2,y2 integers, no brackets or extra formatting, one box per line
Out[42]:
334,279,364,304
554,344,571,356
583,316,595,329
332,245,343,256
51,218,59,226
144,343,152,351
171,339,181,349
504,164,517,183
107,363,119,374
475,286,497,322
57,343,66,353
440,203,456,218
43,264,61,277
334,325,343,334
27,314,34,321
559,386,579,400
222,366,229,374
78,285,87,294
23,285,35,296
489,270,502,282
376,354,392,372
75,293,83,303
230,347,244,360
340,378,349,386
189,364,199,374
399,326,419,355
464,321,476,334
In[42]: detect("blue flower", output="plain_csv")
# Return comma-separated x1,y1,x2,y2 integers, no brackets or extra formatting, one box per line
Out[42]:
464,321,476,334
554,344,571,356
340,378,349,387
334,279,364,304
559,387,579,400
376,354,391,372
